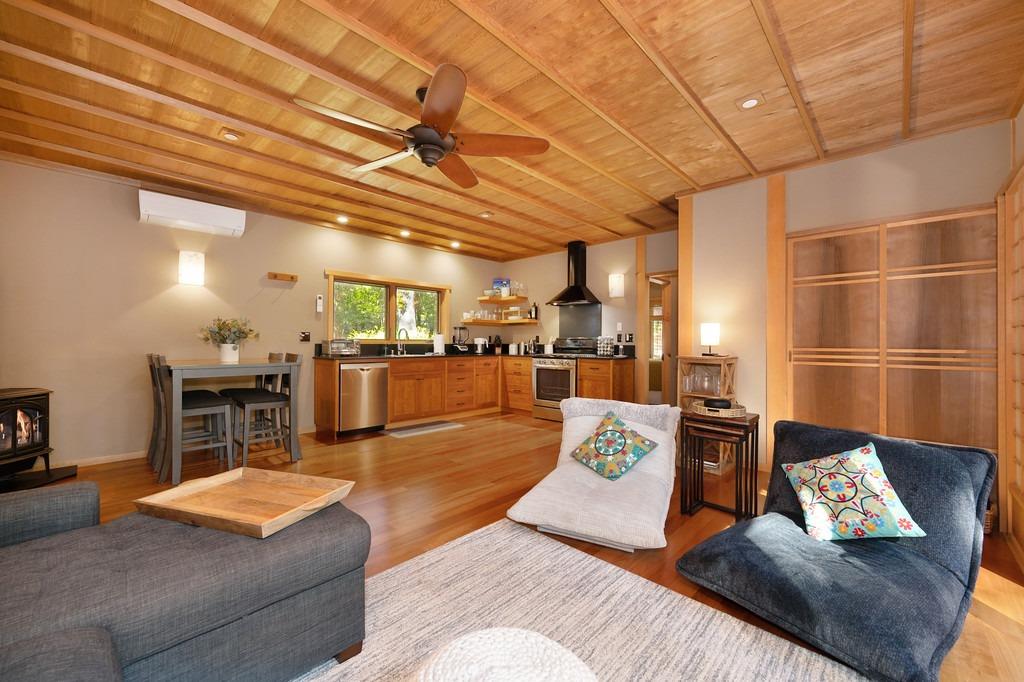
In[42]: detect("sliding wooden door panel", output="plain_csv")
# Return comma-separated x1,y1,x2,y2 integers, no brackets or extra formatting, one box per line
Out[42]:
792,230,879,278
792,365,879,433
887,274,997,350
887,215,997,268
792,283,879,349
887,368,997,450
788,206,997,459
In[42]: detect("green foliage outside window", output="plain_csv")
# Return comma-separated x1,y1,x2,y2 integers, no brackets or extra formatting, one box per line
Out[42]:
333,281,386,339
396,288,438,340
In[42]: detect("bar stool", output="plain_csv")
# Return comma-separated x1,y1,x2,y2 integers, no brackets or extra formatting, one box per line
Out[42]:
220,353,299,466
149,354,235,483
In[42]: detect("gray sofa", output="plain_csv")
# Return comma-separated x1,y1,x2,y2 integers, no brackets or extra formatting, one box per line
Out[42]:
0,482,371,681
677,421,996,682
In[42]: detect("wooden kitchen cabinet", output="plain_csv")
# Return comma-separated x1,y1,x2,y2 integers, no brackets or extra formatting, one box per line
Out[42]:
475,358,499,408
501,356,533,411
314,358,340,434
446,358,475,412
418,371,445,417
577,358,635,402
388,359,445,422
388,373,421,422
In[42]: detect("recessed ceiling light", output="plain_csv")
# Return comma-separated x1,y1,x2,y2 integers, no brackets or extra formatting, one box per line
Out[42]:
220,128,243,141
479,211,493,219
450,241,461,249
336,215,349,224
400,229,411,237
735,92,765,111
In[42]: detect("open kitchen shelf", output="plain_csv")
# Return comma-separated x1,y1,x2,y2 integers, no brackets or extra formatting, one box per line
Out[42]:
470,293,535,326
476,295,529,304
464,318,539,327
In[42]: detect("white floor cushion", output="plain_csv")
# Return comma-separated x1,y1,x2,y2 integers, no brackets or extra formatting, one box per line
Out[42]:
507,398,681,551
415,627,595,682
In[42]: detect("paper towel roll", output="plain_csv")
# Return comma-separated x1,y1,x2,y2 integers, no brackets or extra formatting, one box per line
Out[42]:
433,334,445,355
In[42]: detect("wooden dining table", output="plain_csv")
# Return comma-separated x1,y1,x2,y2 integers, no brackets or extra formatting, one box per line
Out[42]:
163,358,302,485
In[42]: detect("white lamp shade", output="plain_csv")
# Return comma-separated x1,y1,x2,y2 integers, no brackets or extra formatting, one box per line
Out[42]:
608,273,625,298
700,322,720,347
178,250,205,286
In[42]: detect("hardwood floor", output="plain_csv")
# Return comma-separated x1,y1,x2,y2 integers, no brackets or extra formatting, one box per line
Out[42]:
76,412,1024,680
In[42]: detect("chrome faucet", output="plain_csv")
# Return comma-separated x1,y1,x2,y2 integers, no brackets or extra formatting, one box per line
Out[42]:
396,328,409,355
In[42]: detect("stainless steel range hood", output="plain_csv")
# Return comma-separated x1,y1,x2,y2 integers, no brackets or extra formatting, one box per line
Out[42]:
547,241,601,306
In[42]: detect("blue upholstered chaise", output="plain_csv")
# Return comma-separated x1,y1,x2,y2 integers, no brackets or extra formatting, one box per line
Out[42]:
677,420,996,682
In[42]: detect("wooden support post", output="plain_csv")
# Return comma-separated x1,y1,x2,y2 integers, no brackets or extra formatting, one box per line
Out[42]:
635,237,650,403
765,175,787,469
677,196,694,357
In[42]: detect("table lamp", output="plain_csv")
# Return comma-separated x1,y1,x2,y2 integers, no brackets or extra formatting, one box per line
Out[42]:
700,322,720,356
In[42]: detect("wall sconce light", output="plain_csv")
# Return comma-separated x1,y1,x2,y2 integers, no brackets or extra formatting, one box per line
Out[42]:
700,322,720,356
608,273,625,298
178,250,205,286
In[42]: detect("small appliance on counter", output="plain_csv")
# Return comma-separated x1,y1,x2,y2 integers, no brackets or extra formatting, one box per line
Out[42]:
324,338,360,356
473,337,488,354
452,326,470,353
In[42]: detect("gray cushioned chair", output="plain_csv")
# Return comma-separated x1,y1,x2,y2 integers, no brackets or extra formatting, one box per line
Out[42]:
0,482,370,681
677,421,996,682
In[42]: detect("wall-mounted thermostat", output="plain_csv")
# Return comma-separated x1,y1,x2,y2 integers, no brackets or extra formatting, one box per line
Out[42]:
315,294,324,313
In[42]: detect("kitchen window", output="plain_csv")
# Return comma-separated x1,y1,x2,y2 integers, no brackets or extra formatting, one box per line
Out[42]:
332,280,387,339
396,287,439,340
326,270,450,343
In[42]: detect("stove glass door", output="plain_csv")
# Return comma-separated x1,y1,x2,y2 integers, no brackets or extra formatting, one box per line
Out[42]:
533,365,575,407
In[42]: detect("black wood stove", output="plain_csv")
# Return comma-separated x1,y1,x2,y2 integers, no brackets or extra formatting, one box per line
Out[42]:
0,388,76,492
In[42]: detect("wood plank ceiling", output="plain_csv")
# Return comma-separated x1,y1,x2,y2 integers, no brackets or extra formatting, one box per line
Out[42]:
0,0,1022,261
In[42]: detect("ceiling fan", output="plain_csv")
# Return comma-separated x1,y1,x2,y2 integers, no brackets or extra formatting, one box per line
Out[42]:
294,64,549,189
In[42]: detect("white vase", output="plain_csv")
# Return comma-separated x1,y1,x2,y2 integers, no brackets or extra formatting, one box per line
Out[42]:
219,343,240,363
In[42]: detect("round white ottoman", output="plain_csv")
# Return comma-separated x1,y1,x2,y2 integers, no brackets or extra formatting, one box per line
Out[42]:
415,627,596,682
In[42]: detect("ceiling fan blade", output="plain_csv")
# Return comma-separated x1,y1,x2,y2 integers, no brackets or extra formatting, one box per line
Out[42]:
453,132,550,157
351,148,415,173
436,153,479,188
293,98,413,139
420,64,467,136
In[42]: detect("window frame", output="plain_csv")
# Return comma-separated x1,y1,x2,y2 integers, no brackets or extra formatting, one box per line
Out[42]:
325,269,450,344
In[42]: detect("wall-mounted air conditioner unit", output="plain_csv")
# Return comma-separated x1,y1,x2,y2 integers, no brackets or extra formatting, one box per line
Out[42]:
138,190,246,238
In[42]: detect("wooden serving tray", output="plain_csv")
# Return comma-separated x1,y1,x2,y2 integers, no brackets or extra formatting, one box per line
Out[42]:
134,468,355,538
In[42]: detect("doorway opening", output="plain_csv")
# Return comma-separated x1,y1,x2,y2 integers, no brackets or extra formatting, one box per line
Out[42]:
647,272,677,405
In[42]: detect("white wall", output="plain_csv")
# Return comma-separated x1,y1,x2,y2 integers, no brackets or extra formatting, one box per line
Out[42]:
787,121,1010,232
1016,107,1024,167
0,161,497,465
692,180,768,458
645,230,678,274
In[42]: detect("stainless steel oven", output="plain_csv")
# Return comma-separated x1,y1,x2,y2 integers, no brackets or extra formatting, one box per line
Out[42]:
532,357,576,421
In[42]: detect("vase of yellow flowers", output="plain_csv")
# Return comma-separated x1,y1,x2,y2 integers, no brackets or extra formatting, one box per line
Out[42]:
199,317,259,363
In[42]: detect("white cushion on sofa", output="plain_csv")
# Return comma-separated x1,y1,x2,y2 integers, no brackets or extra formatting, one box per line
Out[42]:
507,399,681,551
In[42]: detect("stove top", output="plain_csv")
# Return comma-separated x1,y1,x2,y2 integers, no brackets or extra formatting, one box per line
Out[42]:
533,353,598,359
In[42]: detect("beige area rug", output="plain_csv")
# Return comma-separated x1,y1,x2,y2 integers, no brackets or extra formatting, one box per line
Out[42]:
300,520,862,681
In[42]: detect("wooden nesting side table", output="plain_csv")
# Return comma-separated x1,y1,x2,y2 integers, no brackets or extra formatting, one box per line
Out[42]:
680,410,760,521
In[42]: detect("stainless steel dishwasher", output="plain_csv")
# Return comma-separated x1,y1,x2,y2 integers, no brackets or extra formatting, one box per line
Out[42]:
339,362,388,432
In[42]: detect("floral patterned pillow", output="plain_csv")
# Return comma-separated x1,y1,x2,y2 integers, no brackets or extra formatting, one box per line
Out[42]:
571,411,658,480
781,443,926,541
